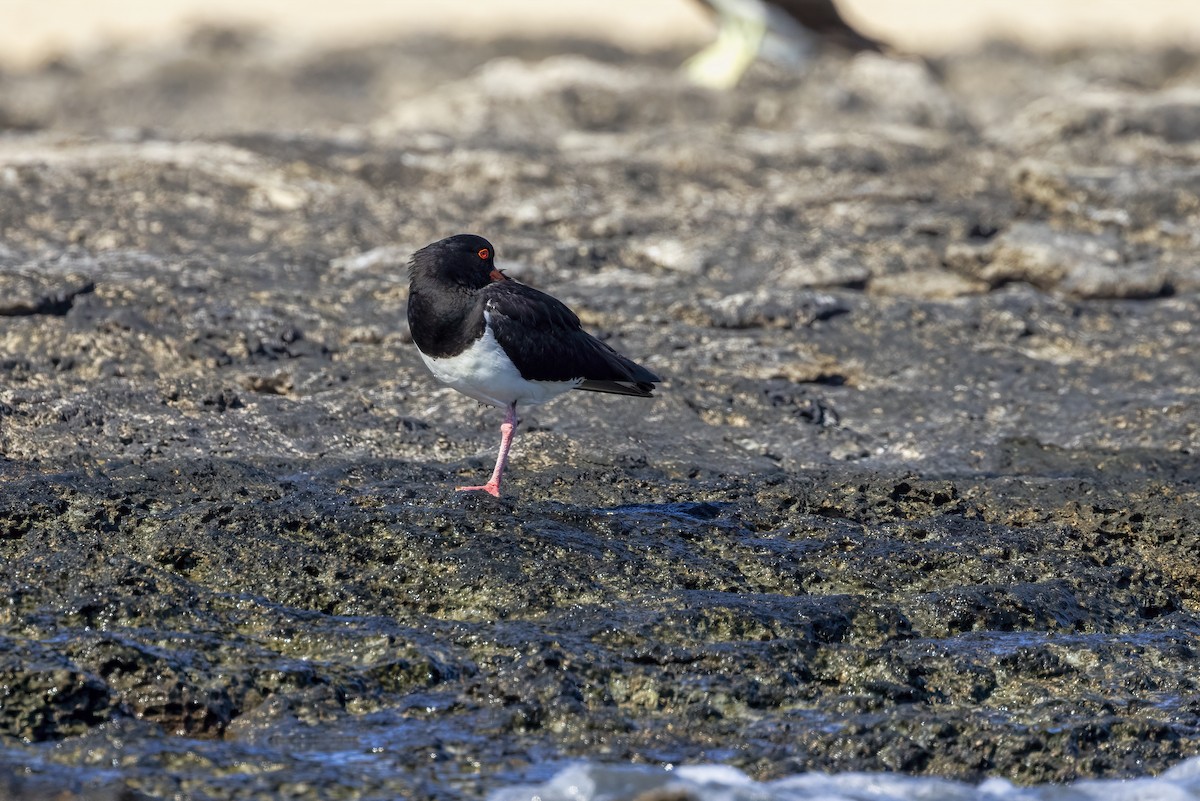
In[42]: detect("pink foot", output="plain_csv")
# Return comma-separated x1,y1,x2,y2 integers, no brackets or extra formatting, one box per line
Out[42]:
456,482,501,498
453,403,516,499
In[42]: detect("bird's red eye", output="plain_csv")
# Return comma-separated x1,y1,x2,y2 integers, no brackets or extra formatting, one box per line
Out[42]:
478,248,490,260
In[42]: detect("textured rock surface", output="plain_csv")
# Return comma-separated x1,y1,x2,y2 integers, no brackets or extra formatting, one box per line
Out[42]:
0,30,1198,801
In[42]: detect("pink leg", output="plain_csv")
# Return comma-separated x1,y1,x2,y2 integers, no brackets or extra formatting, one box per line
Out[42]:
456,403,517,497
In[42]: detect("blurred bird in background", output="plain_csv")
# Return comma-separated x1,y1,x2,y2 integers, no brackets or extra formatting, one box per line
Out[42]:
685,0,885,88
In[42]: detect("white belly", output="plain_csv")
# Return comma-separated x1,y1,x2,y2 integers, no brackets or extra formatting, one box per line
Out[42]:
418,323,580,408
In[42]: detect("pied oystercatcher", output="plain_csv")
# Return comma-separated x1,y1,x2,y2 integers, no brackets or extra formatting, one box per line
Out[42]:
686,0,883,89
407,234,661,497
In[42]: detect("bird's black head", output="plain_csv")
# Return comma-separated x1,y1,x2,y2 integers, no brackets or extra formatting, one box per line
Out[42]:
409,233,506,290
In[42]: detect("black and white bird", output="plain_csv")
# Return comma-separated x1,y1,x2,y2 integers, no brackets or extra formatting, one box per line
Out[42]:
407,234,660,497
686,0,884,89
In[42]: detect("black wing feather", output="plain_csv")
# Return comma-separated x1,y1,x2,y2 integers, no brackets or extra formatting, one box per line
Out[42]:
483,281,660,397
773,0,882,50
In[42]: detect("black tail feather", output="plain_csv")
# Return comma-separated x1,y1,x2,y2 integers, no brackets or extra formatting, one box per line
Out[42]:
575,379,657,397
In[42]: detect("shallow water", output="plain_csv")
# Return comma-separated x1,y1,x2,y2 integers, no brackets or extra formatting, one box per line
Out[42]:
492,758,1200,801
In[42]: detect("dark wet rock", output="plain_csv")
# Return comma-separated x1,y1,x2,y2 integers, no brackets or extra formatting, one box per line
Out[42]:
375,56,717,143
0,637,112,740
946,221,1173,298
867,268,987,299
0,763,151,801
675,289,851,329
1010,159,1200,236
0,267,95,316
834,55,970,132
0,25,1198,801
997,86,1200,150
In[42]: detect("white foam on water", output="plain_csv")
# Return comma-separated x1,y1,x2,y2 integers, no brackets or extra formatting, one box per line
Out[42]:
488,757,1200,801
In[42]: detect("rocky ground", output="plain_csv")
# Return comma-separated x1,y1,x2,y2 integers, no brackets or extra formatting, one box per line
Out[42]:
0,26,1198,801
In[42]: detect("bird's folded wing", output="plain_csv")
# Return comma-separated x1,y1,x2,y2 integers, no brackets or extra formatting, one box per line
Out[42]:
484,282,659,394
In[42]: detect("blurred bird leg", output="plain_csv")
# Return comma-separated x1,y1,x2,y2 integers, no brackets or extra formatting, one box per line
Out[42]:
684,8,768,89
